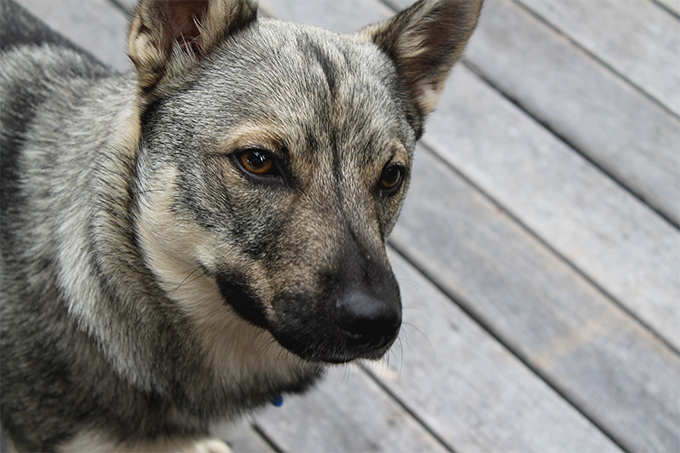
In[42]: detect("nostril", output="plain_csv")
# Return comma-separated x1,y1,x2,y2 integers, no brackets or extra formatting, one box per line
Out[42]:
334,291,401,353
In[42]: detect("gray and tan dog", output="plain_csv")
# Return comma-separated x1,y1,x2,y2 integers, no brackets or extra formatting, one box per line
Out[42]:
0,0,482,450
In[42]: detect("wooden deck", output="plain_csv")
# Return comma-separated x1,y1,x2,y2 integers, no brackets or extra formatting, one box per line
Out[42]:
11,0,680,451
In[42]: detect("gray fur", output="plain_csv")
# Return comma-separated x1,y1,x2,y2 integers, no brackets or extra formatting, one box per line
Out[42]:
0,0,482,450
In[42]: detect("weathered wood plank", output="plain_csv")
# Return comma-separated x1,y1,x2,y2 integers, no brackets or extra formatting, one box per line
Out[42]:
213,420,275,453
109,0,135,15
254,366,449,452
422,63,680,354
656,0,680,16
261,0,391,33
391,147,680,453
372,248,623,453
462,0,680,228
16,0,131,72
517,0,680,117
17,0,132,71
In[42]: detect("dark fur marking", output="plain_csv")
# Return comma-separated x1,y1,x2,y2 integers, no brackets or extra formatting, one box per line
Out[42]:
0,78,42,215
309,43,337,96
215,271,268,329
239,212,290,260
296,34,338,96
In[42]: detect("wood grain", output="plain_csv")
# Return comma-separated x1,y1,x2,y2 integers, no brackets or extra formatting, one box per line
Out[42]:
518,0,680,117
391,147,680,452
254,366,449,452
463,0,680,227
422,64,680,354
656,0,680,16
373,248,623,452
17,0,131,72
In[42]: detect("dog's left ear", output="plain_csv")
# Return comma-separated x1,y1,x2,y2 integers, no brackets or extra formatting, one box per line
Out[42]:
129,0,258,93
361,0,483,135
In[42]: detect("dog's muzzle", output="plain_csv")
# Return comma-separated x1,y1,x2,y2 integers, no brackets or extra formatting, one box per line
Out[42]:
265,259,402,364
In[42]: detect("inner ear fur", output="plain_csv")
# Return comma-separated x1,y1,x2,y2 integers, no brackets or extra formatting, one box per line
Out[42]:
128,0,258,94
361,0,483,134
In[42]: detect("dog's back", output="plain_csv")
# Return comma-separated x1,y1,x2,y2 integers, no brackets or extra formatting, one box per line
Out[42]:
0,3,146,450
1,0,114,252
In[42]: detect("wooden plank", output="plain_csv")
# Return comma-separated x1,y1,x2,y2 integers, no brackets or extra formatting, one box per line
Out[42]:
459,0,680,227
656,0,680,16
517,0,680,117
422,63,680,354
254,366,449,452
213,420,275,453
261,0,392,33
16,0,131,72
391,148,680,453
109,0,135,15
371,248,623,453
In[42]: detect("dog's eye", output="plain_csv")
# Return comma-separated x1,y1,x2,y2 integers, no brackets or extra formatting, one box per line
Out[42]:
379,165,405,194
235,149,280,178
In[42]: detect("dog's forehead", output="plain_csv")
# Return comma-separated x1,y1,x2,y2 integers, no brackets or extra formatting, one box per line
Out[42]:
199,19,415,159
249,19,393,87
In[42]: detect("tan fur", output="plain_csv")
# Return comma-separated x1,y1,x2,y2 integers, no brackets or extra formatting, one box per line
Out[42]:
219,123,287,156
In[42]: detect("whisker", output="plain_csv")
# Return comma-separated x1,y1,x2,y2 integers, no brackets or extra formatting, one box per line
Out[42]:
401,321,436,363
170,266,204,299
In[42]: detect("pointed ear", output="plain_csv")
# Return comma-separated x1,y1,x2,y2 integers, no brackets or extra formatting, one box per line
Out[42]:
128,0,257,93
361,0,482,133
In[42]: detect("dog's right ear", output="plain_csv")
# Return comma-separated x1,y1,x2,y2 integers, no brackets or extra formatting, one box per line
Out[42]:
360,0,483,137
129,0,257,94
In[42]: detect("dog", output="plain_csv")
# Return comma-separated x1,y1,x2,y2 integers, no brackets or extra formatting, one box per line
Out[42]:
0,0,482,450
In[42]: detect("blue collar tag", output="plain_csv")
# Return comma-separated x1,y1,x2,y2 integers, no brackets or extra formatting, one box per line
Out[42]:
271,394,284,407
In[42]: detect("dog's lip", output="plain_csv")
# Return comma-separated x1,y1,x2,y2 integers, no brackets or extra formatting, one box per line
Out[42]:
319,347,393,364
269,324,399,365
296,348,391,365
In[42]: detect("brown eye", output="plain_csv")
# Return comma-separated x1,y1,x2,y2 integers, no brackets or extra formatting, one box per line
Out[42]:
237,149,278,177
379,165,405,193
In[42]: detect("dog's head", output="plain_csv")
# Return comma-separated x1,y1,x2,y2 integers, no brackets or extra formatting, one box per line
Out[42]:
130,0,481,365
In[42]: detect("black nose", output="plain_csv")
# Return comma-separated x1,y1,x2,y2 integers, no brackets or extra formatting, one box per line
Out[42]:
334,291,401,353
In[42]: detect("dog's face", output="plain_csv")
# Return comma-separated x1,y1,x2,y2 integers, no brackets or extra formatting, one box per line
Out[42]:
130,0,481,365
138,23,411,363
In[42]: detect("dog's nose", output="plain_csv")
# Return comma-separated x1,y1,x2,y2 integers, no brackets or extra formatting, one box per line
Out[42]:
334,291,401,353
